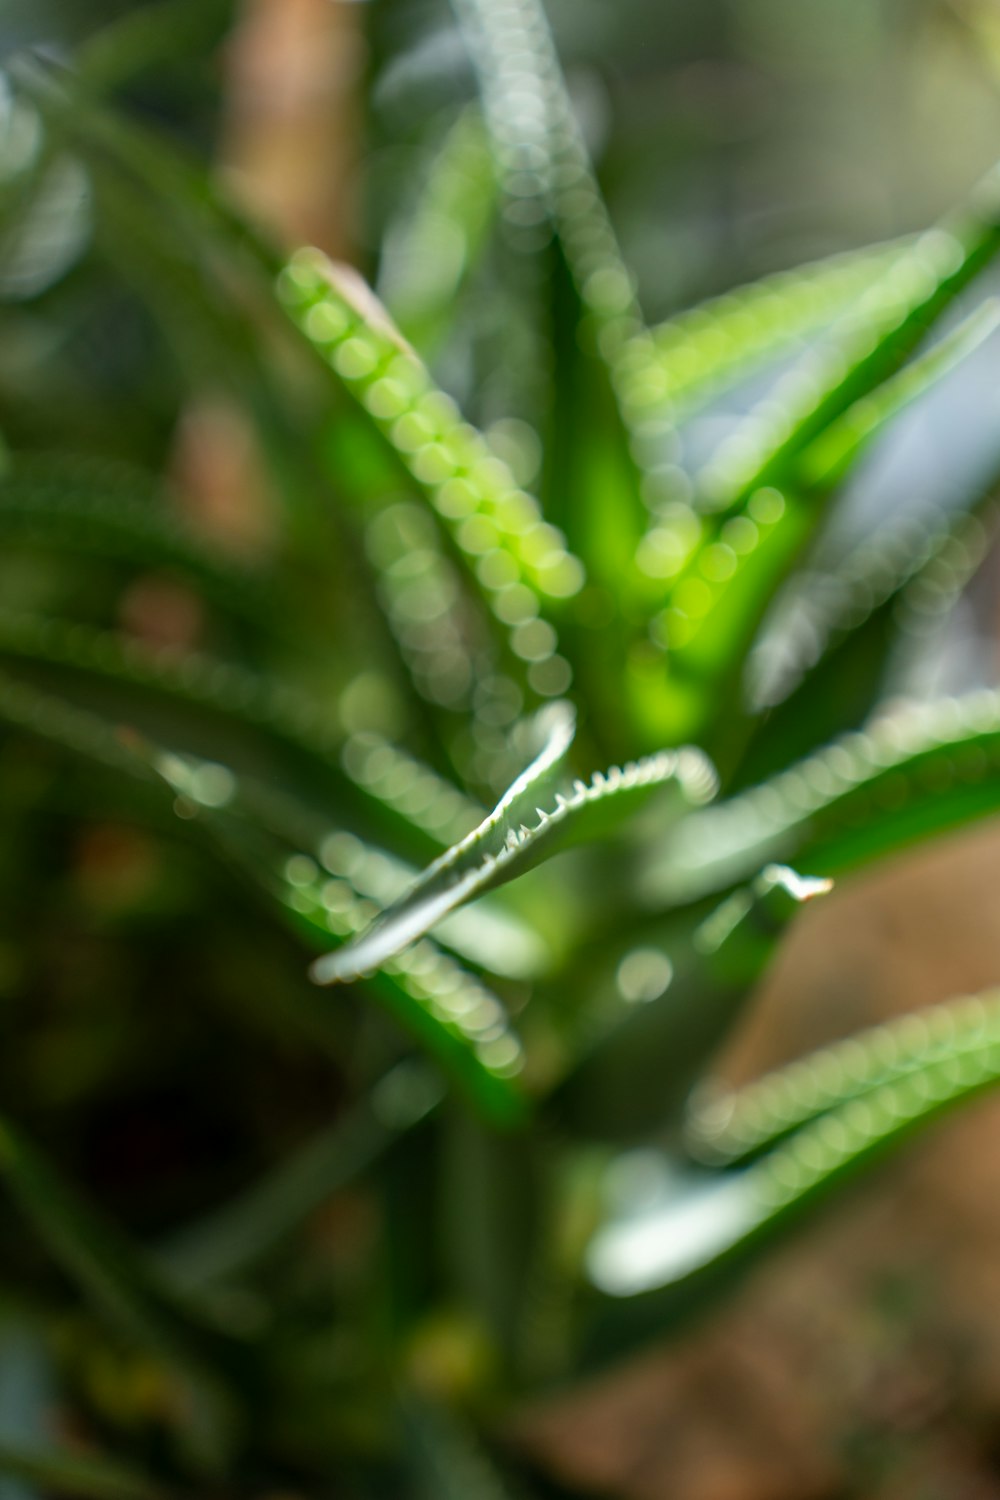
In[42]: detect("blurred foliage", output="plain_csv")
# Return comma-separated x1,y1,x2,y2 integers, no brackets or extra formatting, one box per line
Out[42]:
0,0,999,1495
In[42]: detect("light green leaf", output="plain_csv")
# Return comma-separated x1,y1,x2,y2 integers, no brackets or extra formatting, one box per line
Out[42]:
688,989,1000,1165
647,688,1000,905
311,701,577,982
795,297,1000,491
313,703,717,984
450,0,679,545
698,211,1000,510
588,994,1000,1298
646,194,1000,745
651,236,915,411
278,251,585,621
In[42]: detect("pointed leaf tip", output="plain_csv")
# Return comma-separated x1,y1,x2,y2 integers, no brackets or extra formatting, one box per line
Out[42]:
311,702,577,985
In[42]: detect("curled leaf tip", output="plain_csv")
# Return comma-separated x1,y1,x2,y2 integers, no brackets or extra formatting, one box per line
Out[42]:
758,864,834,903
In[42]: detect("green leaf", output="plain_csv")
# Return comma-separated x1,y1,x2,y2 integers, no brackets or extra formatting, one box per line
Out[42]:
0,660,530,1126
794,297,1000,491
278,880,532,1129
313,702,717,984
450,0,678,555
698,213,1000,509
310,701,576,981
155,747,540,982
278,251,586,630
651,236,915,412
587,990,1000,1299
0,609,463,860
646,193,1000,746
0,605,339,756
555,864,830,1138
0,658,524,1129
646,688,1000,906
688,989,1000,1164
144,754,533,1128
0,663,158,782
8,59,548,748
339,730,485,853
747,500,997,720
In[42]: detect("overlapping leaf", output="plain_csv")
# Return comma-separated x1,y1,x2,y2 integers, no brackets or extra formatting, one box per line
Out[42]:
588,988,1000,1303
646,688,1000,906
313,702,717,984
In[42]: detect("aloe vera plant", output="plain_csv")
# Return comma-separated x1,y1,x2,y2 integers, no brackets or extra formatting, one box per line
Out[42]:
3,2,1000,1493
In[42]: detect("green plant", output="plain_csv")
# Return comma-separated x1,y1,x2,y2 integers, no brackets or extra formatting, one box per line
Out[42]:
2,1,1000,1493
